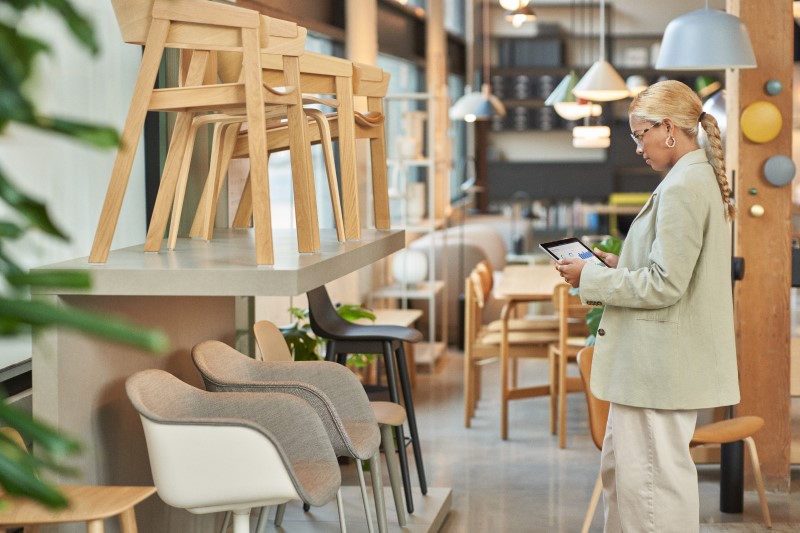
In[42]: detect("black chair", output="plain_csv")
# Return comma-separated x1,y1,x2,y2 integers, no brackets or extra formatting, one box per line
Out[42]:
307,284,426,514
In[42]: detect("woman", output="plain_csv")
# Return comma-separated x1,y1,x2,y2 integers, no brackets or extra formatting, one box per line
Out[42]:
556,80,739,532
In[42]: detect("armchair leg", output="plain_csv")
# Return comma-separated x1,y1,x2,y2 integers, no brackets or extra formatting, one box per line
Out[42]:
220,511,231,533
379,423,407,526
255,506,270,533
369,453,389,533
231,509,251,533
335,488,348,533
274,504,286,527
355,458,376,533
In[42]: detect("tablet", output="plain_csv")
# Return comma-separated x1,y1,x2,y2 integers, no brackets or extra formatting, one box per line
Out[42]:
539,237,608,266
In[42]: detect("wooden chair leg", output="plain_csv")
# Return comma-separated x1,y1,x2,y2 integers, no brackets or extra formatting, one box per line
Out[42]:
283,55,319,253
241,27,274,265
89,20,169,263
549,345,558,435
336,75,360,240
118,507,139,533
189,121,234,238
559,345,568,449
464,346,472,428
581,472,602,533
744,436,772,528
167,119,205,250
232,170,253,228
202,123,243,240
86,519,104,533
500,313,510,440
144,49,211,253
306,109,345,242
367,95,390,230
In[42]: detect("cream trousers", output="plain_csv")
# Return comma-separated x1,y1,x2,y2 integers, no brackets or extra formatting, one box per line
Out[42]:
601,403,698,533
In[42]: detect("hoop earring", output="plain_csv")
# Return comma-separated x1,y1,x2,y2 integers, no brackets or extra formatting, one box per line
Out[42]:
666,135,676,148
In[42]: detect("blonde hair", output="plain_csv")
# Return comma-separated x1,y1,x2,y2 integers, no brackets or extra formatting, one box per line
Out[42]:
629,80,735,220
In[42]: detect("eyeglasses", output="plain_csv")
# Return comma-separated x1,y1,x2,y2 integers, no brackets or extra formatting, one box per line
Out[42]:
630,122,661,147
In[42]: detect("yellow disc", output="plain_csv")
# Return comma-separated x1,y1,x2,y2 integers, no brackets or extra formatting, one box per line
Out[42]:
740,101,783,143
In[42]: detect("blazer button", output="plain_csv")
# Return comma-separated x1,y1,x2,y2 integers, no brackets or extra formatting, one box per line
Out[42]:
597,328,605,336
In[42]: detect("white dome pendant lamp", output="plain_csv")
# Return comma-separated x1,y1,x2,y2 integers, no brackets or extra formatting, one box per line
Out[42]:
572,0,628,102
655,1,756,70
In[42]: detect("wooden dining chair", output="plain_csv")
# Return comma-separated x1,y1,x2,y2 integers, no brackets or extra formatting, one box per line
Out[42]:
0,429,156,533
463,266,560,435
548,282,591,448
91,0,307,266
576,346,772,532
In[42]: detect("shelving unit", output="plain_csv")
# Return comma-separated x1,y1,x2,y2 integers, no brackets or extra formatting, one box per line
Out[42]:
373,92,448,371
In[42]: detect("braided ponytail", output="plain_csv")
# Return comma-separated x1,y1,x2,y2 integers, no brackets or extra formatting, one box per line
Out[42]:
699,113,735,220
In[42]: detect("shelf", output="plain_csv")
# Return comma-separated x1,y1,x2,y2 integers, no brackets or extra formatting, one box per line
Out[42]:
32,228,405,297
372,281,445,301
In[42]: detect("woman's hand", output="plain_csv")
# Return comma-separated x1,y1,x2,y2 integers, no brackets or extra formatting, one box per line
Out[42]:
555,258,585,288
594,249,619,268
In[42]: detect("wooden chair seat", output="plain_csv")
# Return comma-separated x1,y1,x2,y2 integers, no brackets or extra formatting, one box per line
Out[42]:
690,416,765,446
486,317,559,332
0,485,155,532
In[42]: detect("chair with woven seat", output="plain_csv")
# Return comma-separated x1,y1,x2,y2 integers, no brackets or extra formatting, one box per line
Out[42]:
307,283,425,515
252,318,408,527
191,338,392,533
576,346,771,532
125,368,346,533
549,282,591,449
92,0,310,266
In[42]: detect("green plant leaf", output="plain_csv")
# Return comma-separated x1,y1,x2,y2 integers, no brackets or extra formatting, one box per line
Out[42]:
38,0,99,54
0,221,24,239
0,401,80,457
338,304,375,323
0,167,68,240
595,236,623,256
0,297,169,353
0,450,69,508
32,116,119,148
585,306,604,338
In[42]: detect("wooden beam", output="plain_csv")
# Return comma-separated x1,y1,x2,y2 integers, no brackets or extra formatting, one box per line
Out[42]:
728,0,792,491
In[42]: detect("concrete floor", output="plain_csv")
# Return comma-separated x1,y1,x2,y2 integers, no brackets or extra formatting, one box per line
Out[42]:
357,351,800,533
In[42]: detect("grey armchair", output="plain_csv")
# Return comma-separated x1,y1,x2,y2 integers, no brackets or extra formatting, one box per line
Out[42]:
125,369,346,533
192,339,389,532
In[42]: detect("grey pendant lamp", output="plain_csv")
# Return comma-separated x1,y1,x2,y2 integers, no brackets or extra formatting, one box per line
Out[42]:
656,1,756,70
572,0,628,102
450,0,506,122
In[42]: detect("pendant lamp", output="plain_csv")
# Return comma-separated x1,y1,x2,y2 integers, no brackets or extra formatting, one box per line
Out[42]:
572,0,628,102
572,125,610,148
450,0,506,122
545,70,602,121
505,5,537,29
655,2,756,70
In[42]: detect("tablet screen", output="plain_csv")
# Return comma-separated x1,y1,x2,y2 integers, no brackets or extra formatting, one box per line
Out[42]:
539,237,608,266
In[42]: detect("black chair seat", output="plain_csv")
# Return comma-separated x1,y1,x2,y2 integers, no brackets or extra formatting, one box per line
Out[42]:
307,284,427,515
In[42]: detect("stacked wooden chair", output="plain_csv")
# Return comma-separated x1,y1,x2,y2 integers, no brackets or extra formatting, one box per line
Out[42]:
93,0,313,265
93,0,392,266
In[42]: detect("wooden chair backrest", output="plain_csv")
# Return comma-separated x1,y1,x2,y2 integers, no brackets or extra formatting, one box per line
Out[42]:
253,320,293,362
0,427,26,450
464,272,484,347
576,346,609,451
110,0,155,44
474,259,494,295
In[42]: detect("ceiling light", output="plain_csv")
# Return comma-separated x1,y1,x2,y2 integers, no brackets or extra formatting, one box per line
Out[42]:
572,125,611,148
499,0,529,10
572,0,629,102
655,3,756,70
505,5,536,28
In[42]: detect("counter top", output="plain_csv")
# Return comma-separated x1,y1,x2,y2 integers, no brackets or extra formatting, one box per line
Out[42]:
32,228,405,297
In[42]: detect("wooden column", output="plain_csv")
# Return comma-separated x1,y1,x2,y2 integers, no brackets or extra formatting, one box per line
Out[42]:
727,0,792,491
426,0,450,220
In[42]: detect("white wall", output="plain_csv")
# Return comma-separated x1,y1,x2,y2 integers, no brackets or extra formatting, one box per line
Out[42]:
0,1,145,367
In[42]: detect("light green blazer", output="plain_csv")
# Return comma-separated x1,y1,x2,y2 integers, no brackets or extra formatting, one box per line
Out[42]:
579,149,739,409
